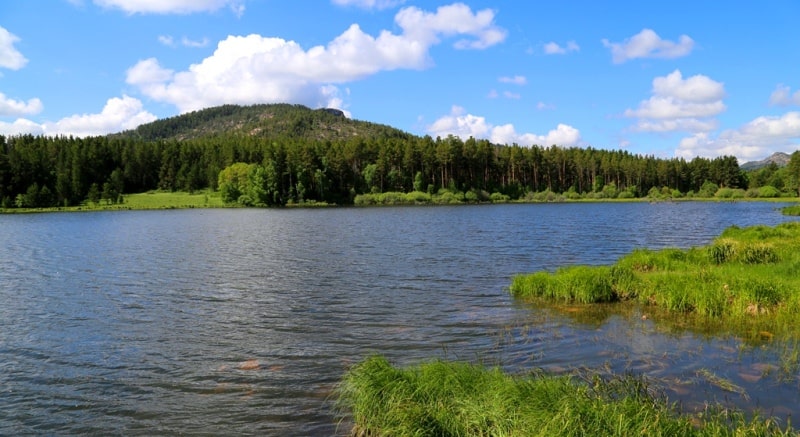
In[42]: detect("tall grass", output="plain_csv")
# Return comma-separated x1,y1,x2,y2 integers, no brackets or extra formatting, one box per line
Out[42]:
336,355,794,436
510,222,800,340
781,204,800,216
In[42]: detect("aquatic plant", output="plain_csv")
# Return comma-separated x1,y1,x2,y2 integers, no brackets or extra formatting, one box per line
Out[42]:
336,355,794,436
510,222,800,340
781,205,800,216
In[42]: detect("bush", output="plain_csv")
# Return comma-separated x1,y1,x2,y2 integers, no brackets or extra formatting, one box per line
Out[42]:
759,185,781,198
405,191,431,204
490,192,510,203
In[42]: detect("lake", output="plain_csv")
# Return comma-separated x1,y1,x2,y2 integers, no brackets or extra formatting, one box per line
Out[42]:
1,202,798,435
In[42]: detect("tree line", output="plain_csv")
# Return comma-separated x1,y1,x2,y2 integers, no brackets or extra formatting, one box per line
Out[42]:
0,130,797,208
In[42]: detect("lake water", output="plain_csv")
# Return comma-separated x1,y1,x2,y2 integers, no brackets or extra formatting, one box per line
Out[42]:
1,202,798,435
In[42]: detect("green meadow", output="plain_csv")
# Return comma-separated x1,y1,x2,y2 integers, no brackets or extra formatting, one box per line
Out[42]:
0,190,225,213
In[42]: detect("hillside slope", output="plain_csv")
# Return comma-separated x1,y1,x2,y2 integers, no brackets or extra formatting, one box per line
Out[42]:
113,103,411,142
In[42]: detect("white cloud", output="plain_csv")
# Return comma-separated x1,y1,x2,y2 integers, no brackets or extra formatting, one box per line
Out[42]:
0,26,28,70
769,84,800,106
498,75,526,85
503,91,520,100
0,95,156,137
427,105,581,147
158,35,175,46
93,0,244,15
395,3,506,50
677,112,800,161
602,29,694,64
543,40,579,55
331,0,405,9
536,102,555,111
0,118,45,136
624,70,725,133
0,92,43,116
159,35,210,48
652,69,724,103
625,96,725,120
127,3,506,113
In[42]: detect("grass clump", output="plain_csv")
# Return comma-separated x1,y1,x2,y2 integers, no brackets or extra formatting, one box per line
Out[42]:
781,204,800,216
510,265,614,303
510,222,800,339
336,355,794,436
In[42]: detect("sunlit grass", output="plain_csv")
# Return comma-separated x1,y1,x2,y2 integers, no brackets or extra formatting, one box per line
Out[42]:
781,204,800,216
336,355,794,436
122,190,225,209
0,190,226,213
510,222,800,341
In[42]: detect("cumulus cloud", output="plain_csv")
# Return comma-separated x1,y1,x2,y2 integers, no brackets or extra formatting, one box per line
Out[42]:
498,75,526,85
769,84,800,106
0,93,43,116
624,70,725,133
127,3,506,113
427,105,581,147
395,3,507,50
0,118,44,136
0,95,156,137
331,0,405,9
677,112,800,161
602,29,694,64
93,0,244,15
0,26,28,70
543,40,579,55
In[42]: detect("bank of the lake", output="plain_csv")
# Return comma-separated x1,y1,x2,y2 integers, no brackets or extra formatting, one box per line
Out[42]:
338,221,800,436
337,355,793,436
1,188,797,214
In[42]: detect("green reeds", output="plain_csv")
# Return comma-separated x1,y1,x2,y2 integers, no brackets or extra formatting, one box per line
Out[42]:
336,355,794,436
782,204,800,216
510,222,800,338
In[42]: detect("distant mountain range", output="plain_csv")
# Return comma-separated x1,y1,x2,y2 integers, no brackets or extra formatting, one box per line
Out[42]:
740,152,793,171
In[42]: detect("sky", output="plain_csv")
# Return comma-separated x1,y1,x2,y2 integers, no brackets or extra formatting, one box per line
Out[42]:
1,1,799,163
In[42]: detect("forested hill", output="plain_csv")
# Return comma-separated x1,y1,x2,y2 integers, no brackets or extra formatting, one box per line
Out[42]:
2,102,799,209
113,103,410,143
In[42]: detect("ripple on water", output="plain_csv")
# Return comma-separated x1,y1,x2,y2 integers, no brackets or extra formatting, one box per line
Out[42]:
1,203,798,434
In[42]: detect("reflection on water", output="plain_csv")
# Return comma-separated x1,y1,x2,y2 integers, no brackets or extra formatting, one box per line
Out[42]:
0,202,798,434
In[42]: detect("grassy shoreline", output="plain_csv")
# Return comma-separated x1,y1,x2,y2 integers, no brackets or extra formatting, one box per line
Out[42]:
2,189,797,214
336,355,794,436
338,223,800,435
509,222,800,342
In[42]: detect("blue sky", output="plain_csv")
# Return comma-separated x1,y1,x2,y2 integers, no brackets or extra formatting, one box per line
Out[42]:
1,0,799,163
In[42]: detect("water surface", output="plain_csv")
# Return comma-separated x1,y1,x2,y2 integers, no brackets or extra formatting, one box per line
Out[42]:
0,202,797,434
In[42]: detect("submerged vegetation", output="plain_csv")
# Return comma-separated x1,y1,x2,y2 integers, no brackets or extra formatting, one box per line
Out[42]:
510,222,800,341
336,355,794,436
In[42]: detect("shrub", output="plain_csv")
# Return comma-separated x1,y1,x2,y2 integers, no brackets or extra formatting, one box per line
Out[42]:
490,192,510,203
759,185,781,198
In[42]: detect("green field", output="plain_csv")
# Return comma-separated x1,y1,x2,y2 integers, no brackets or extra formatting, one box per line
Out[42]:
0,190,226,214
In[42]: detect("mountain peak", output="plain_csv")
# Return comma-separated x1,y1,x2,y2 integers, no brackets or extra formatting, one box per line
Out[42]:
740,152,792,171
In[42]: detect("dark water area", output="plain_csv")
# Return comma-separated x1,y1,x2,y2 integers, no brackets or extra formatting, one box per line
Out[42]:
1,202,798,435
